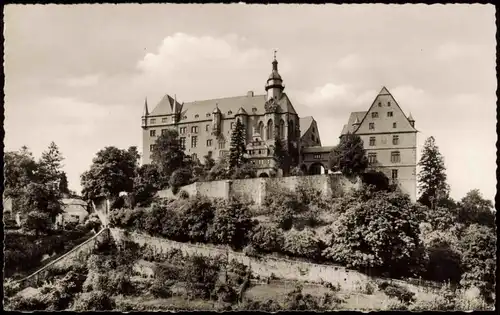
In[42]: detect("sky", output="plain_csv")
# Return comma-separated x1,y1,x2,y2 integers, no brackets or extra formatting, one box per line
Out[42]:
4,4,497,202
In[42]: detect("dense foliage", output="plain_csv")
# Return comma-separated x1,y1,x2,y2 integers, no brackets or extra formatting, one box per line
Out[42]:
417,136,449,208
80,146,140,200
229,118,248,168
328,133,368,177
323,188,426,278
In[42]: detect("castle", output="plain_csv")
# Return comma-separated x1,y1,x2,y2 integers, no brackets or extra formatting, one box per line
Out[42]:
141,55,417,201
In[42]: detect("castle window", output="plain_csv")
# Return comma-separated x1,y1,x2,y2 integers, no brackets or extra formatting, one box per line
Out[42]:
228,110,233,115
391,151,401,163
150,118,156,124
371,112,379,118
314,154,321,159
311,135,315,142
369,137,376,146
218,141,225,149
195,114,199,118
387,111,393,117
392,135,399,145
368,152,377,164
183,115,187,119
161,129,167,136
388,101,391,107
206,124,210,132
191,136,198,148
149,144,156,152
206,113,211,117
378,102,381,107
179,137,186,150
207,139,212,147
252,107,257,112
266,119,274,140
150,129,156,137
191,126,199,133
180,127,187,134
392,169,398,179
393,122,397,128
369,123,375,130
279,120,285,139
162,117,168,123
192,153,197,161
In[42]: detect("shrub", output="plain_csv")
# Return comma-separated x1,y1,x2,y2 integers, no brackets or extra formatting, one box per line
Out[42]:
178,190,190,199
169,168,192,194
72,290,115,311
180,196,216,243
283,228,321,260
84,213,102,232
181,255,222,299
250,224,285,254
243,244,259,258
209,199,254,250
241,298,282,311
149,279,175,298
283,284,322,310
382,283,416,305
213,282,238,303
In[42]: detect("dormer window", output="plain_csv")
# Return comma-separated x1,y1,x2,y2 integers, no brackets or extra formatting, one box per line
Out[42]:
252,107,257,112
183,115,187,119
195,114,199,118
206,113,211,117
228,111,233,115
388,101,391,107
378,102,382,107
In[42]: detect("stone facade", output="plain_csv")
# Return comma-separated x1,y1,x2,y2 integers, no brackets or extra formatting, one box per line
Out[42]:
340,87,417,201
157,174,361,205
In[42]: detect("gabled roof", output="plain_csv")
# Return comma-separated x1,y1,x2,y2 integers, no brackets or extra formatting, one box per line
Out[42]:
301,146,334,153
61,198,88,215
299,116,314,137
148,92,298,122
149,94,180,116
340,111,366,135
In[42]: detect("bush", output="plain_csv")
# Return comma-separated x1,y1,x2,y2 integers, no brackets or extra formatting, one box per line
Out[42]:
180,196,216,243
250,224,285,254
149,279,174,298
169,168,192,194
178,190,190,199
381,283,416,305
72,290,115,311
283,284,322,310
209,199,254,250
181,255,222,299
241,298,282,311
283,228,321,260
213,282,238,303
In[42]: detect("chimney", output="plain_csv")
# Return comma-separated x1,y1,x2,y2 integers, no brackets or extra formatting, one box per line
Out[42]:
247,91,254,97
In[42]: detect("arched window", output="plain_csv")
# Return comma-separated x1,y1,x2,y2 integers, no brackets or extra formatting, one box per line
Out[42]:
289,120,294,137
258,121,264,137
267,119,274,140
279,119,285,139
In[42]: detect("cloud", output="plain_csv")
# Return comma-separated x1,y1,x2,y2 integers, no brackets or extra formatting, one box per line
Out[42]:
134,33,269,102
435,42,483,61
65,74,101,87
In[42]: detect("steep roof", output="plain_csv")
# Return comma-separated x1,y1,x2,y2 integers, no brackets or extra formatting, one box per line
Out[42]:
340,111,367,135
300,116,314,137
148,92,297,121
301,146,334,153
149,94,179,116
62,198,88,215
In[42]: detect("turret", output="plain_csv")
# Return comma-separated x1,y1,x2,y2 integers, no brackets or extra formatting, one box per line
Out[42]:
408,113,415,128
141,97,149,128
212,103,222,136
265,50,285,101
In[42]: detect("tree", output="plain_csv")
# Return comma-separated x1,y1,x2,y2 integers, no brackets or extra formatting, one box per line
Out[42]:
459,224,496,304
38,142,65,186
273,136,288,175
133,164,163,206
206,156,231,181
230,162,257,180
203,152,216,171
4,148,38,200
17,182,63,220
323,188,426,278
210,199,254,250
417,136,449,209
59,172,70,196
457,189,495,228
328,133,368,177
151,129,187,184
80,146,139,201
229,119,248,168
21,211,52,237
169,168,193,194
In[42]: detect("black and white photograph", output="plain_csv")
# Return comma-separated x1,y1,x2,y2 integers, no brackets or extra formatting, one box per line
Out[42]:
3,3,496,311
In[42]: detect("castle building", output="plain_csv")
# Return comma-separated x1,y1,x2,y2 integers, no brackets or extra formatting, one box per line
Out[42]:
340,87,418,201
141,55,417,200
141,55,310,177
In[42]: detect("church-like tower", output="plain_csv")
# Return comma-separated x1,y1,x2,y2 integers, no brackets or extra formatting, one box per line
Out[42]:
265,52,285,101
